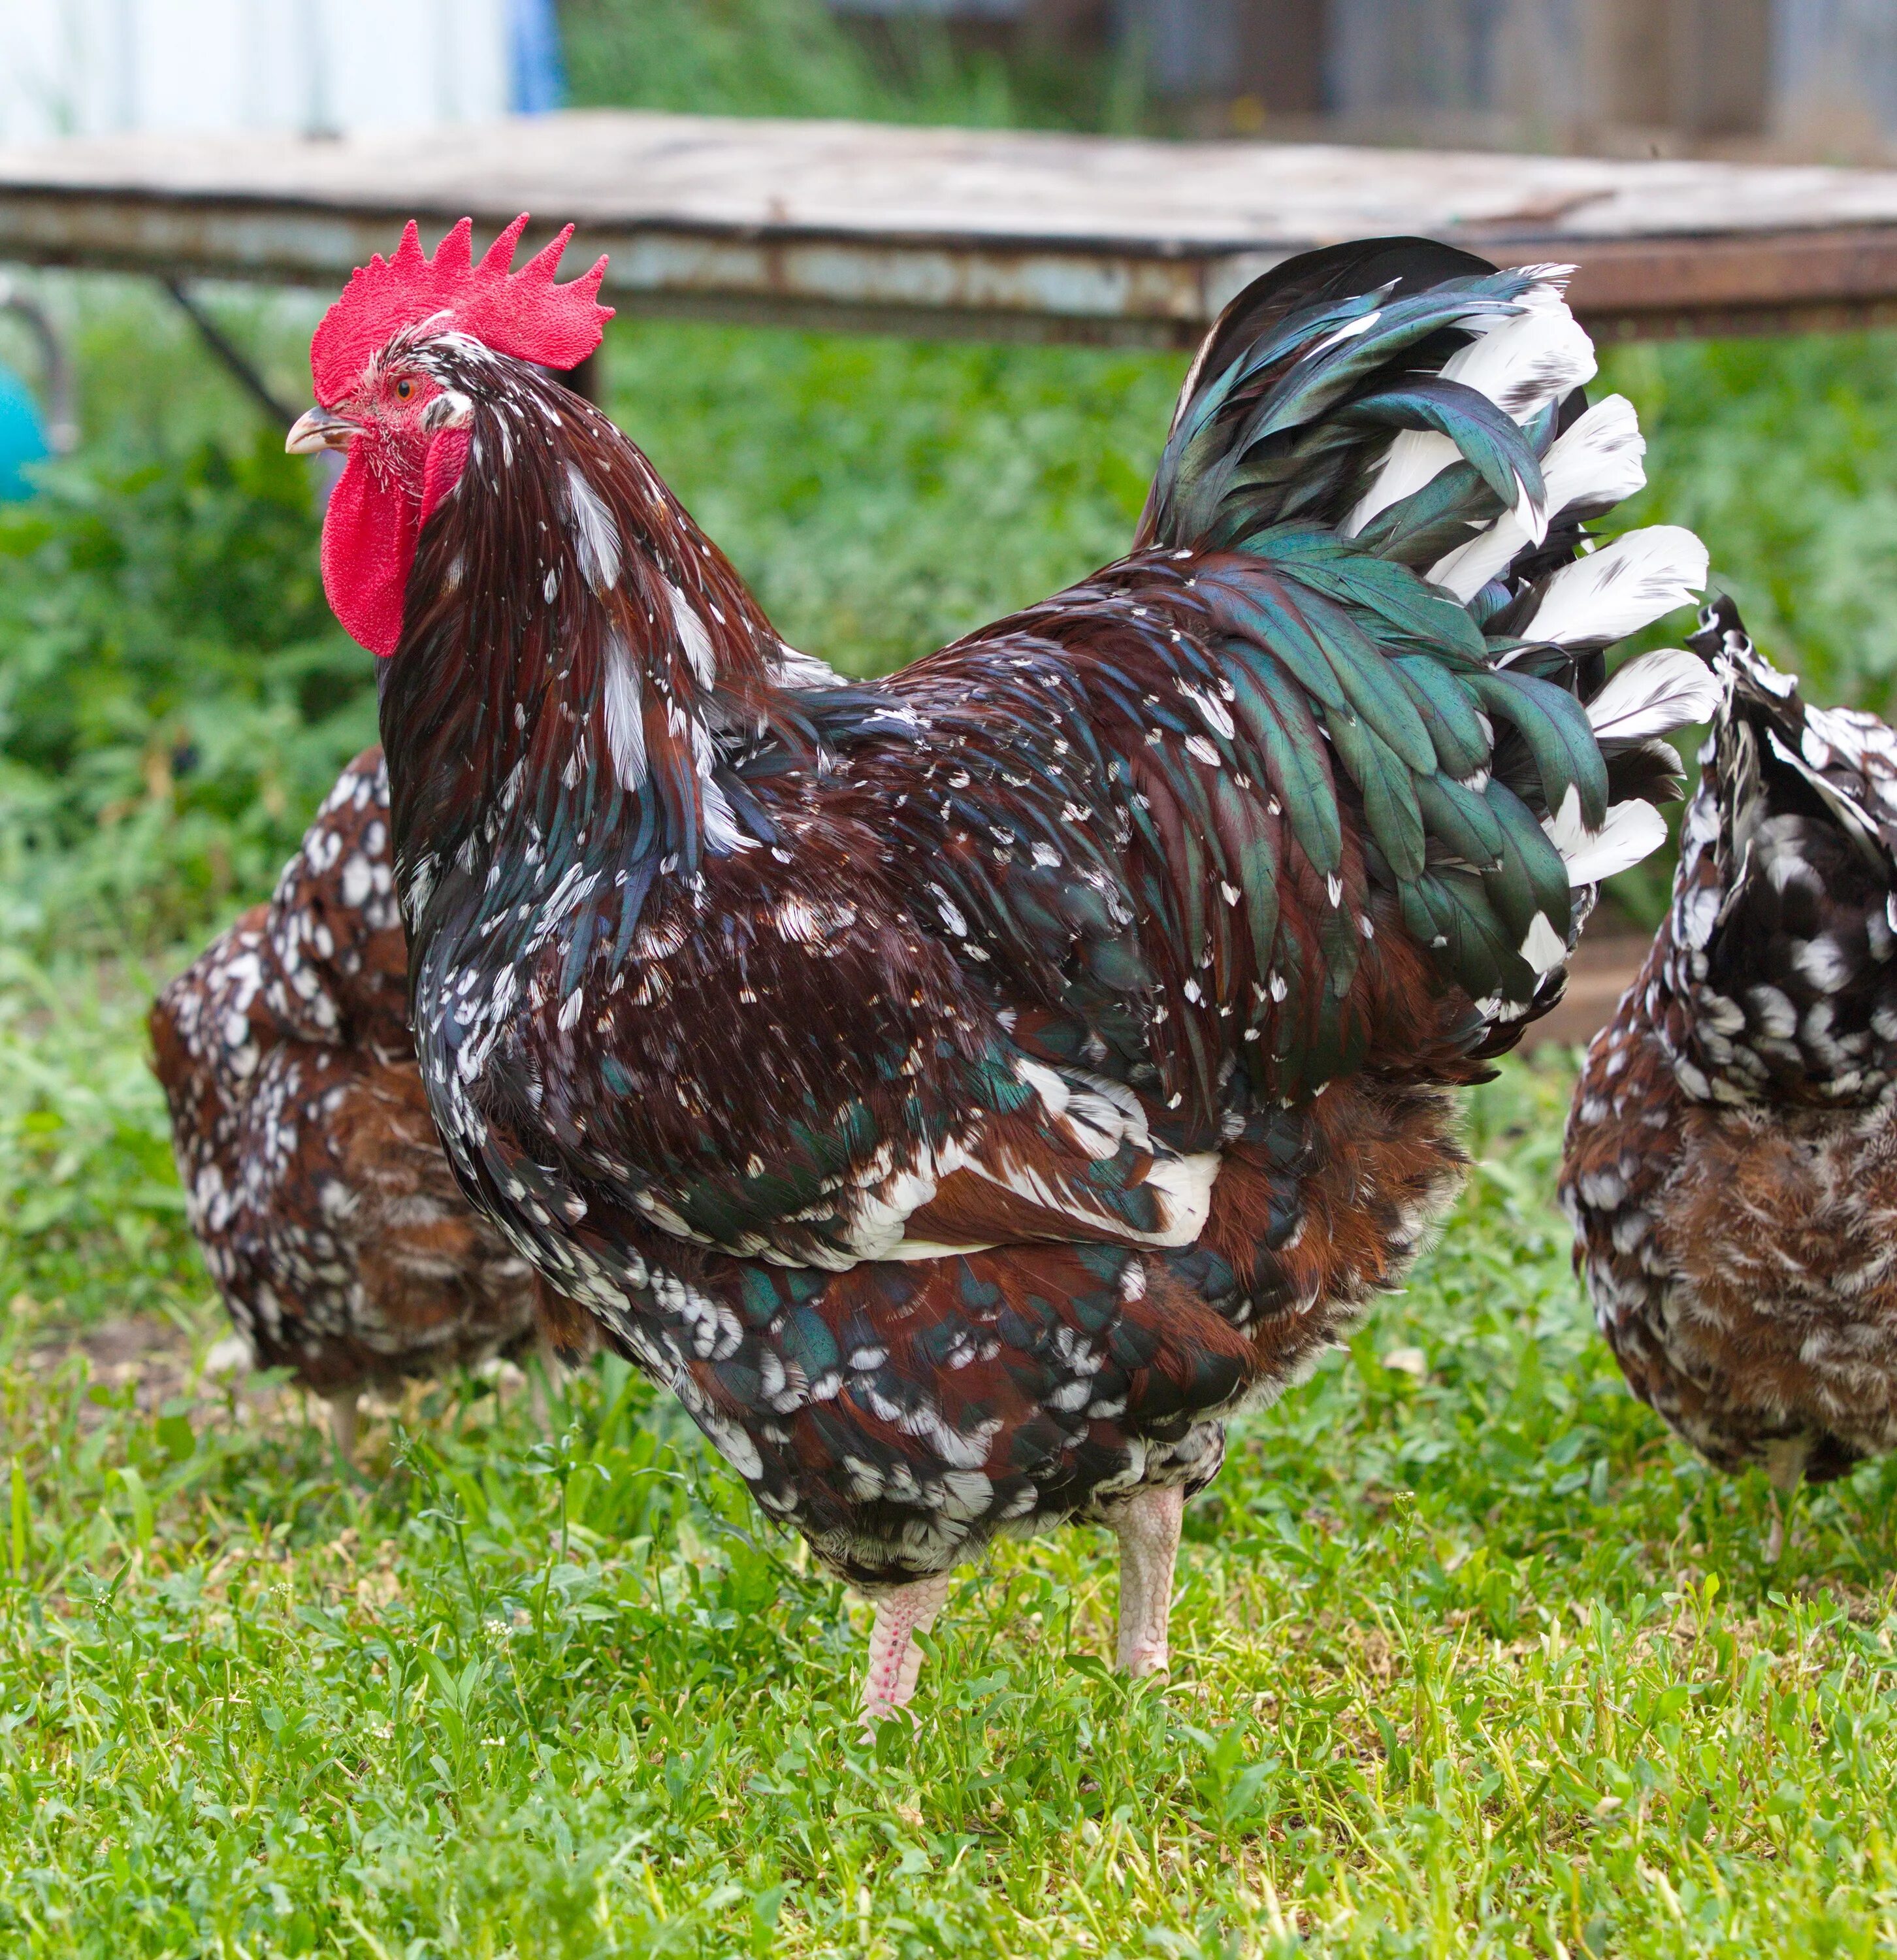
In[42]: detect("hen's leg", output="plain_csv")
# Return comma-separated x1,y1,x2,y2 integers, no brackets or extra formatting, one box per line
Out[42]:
528,1329,568,1439
1763,1438,1807,1563
325,1391,360,1467
861,1573,952,1722
1109,1484,1184,1676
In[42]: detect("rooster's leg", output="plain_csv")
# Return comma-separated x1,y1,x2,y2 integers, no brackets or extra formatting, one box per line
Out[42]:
860,1573,952,1722
325,1391,359,1467
1108,1484,1184,1676
528,1330,568,1439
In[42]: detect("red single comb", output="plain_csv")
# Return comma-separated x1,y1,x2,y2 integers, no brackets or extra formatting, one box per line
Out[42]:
310,214,612,404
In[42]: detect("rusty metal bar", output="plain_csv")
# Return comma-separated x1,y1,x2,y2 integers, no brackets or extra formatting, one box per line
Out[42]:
13,184,1897,348
0,184,1257,347
159,278,301,425
7,115,1897,346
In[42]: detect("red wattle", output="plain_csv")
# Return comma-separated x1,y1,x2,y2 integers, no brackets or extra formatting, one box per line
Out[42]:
321,430,471,659
321,449,416,659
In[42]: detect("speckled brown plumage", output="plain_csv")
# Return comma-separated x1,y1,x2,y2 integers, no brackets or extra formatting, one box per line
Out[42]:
151,747,547,1398
1563,598,1897,1492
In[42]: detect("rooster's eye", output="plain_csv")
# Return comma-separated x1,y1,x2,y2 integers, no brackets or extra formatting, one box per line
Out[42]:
395,379,415,401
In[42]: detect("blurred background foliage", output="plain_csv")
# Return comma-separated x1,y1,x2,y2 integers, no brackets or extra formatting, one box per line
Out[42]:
559,0,1148,132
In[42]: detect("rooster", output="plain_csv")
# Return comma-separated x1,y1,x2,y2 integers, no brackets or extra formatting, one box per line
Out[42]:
152,745,570,1458
1563,597,1897,1558
286,218,1714,1714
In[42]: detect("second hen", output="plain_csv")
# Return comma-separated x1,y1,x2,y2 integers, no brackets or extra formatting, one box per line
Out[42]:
152,746,565,1456
1564,598,1897,1554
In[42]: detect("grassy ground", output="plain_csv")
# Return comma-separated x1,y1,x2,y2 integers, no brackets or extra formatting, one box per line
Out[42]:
9,1054,1897,1956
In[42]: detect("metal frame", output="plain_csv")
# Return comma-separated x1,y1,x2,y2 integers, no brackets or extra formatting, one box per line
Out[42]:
0,275,74,451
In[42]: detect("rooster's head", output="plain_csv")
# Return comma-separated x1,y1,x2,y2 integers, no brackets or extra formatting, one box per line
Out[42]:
289,214,611,656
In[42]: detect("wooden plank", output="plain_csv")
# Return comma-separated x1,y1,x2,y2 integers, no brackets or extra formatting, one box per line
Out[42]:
1774,0,1897,158
1496,226,1897,341
1321,0,1779,151
5,110,1897,343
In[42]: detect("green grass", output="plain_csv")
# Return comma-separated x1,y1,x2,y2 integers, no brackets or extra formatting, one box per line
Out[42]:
8,1057,1897,1955
1607,334,1897,717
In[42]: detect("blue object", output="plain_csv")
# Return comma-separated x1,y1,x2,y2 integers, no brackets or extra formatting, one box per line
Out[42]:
0,364,47,502
510,0,566,114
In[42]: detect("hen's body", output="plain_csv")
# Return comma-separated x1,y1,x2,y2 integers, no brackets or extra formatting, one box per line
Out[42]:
1564,600,1897,1502
152,747,547,1443
302,225,1713,1702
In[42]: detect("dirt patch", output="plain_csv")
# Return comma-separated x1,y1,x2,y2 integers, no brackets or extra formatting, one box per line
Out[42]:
24,1314,285,1428
38,1315,196,1407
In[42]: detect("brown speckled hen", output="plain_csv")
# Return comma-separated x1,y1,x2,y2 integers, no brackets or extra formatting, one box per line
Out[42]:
288,218,1716,1716
151,745,557,1457
1563,598,1897,1556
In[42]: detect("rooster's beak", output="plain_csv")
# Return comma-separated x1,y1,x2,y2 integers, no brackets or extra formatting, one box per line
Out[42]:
286,406,359,455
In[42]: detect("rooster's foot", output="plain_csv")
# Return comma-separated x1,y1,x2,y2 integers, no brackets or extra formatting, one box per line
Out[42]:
1107,1482,1184,1678
1762,1438,1807,1566
860,1572,952,1725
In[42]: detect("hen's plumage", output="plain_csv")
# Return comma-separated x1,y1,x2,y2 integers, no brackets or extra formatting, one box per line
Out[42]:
152,747,558,1454
1563,598,1897,1543
301,224,1715,1708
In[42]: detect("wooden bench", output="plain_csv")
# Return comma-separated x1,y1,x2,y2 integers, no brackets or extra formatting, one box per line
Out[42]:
5,109,1897,346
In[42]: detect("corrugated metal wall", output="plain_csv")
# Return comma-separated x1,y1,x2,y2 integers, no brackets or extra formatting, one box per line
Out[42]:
1326,0,1512,116
0,0,513,144
831,1,1031,14
1118,0,1250,97
1322,0,1777,145
1109,0,1321,112
18,0,1892,156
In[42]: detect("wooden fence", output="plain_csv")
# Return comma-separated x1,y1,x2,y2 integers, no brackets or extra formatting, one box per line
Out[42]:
835,0,1897,158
